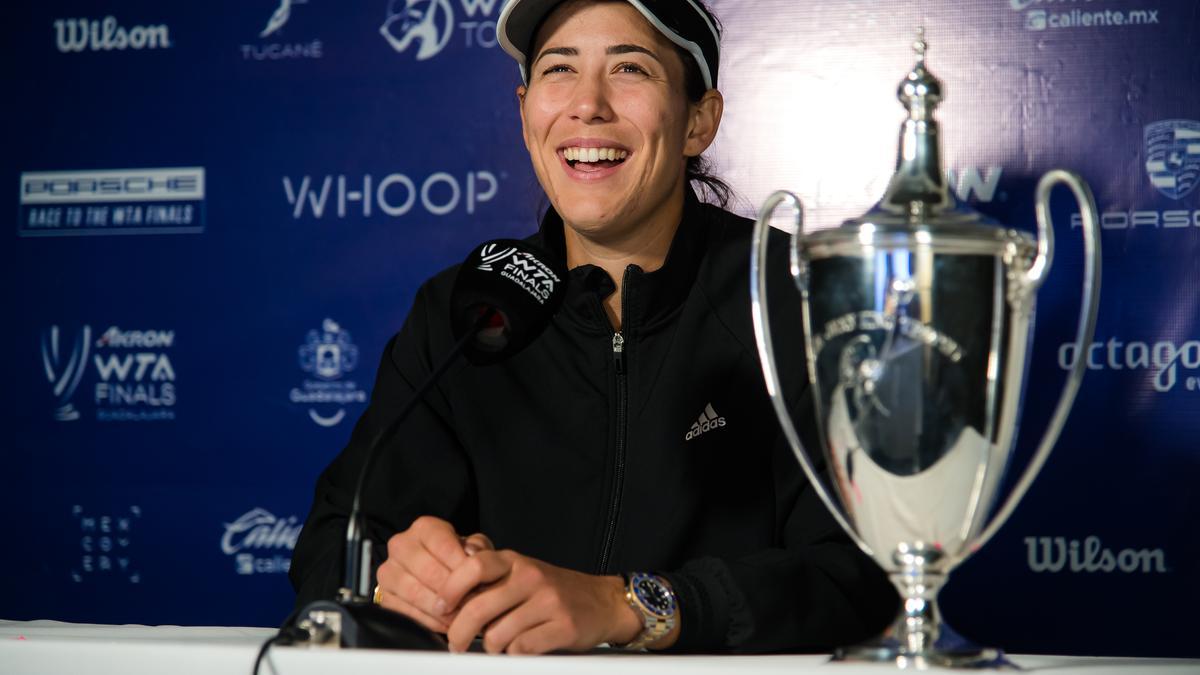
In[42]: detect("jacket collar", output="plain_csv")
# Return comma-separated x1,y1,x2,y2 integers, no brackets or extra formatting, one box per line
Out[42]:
535,188,709,333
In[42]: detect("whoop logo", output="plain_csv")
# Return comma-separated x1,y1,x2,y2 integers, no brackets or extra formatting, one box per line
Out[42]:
42,326,92,421
380,0,455,60
283,171,498,220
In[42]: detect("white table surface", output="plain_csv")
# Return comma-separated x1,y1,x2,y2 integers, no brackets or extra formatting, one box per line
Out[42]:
3,619,1198,675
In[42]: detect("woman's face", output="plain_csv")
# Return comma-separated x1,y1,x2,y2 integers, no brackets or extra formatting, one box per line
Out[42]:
518,1,705,240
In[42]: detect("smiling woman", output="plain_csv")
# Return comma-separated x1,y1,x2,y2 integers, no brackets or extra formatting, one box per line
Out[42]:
290,0,898,656
509,0,726,328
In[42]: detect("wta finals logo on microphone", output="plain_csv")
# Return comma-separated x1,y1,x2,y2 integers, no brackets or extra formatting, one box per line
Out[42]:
476,242,560,304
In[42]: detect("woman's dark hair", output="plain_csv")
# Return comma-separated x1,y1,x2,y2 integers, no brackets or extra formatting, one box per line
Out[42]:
676,0,731,207
676,30,731,208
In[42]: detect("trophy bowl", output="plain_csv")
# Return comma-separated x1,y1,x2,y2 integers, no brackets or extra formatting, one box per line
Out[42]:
750,34,1102,668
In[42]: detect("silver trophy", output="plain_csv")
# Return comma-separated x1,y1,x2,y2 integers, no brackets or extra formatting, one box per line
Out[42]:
750,33,1102,667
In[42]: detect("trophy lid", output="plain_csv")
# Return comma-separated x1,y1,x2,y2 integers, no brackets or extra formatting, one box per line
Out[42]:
804,30,1034,258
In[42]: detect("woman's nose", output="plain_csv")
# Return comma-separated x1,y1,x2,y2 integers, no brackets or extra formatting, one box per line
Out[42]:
569,74,615,123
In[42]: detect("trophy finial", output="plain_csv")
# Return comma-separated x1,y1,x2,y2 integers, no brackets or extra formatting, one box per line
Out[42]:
881,29,952,217
897,27,942,113
913,27,927,61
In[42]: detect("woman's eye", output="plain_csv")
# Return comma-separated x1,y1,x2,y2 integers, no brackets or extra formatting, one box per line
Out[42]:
615,62,648,75
541,64,572,75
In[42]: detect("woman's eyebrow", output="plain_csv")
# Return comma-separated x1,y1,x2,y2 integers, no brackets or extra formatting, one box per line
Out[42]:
532,46,577,66
532,44,662,67
606,44,661,64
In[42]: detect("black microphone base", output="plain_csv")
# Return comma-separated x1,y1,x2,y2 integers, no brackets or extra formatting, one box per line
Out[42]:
285,599,447,650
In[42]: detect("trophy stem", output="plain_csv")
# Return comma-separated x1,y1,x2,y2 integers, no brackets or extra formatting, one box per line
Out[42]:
834,547,1008,669
888,561,946,659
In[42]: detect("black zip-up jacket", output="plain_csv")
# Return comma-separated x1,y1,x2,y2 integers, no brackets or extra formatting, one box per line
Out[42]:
290,190,897,652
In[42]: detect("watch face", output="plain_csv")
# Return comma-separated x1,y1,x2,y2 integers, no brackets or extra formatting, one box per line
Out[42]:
631,573,676,618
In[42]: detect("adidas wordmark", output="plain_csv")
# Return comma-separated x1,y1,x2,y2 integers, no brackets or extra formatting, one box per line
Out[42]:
685,403,726,441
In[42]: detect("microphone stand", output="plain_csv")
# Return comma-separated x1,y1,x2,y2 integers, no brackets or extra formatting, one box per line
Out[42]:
279,308,496,652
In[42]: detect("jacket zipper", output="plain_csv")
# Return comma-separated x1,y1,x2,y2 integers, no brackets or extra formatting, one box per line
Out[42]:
598,329,627,573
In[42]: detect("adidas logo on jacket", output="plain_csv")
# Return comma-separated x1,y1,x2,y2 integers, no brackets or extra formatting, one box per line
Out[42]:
685,403,726,441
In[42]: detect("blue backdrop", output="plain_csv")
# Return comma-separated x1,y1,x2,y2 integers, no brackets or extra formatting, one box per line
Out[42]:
4,0,1197,657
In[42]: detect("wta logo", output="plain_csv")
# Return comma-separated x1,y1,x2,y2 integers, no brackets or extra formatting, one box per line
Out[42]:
380,0,502,61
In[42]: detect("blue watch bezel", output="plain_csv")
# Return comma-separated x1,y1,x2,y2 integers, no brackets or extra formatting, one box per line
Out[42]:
630,572,677,618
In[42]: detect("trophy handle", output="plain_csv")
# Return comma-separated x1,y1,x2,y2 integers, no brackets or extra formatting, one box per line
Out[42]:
751,190,872,555
973,170,1102,550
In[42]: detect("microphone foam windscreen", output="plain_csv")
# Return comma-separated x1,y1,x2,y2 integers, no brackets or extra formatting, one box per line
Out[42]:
450,239,568,365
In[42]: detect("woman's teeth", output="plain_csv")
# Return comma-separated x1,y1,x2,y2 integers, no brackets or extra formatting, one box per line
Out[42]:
563,147,629,163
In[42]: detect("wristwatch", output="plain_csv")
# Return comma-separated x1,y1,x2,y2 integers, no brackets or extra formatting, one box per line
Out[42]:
617,572,678,650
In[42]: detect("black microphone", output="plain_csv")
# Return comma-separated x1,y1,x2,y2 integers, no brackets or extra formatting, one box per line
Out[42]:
271,239,566,659
451,239,568,365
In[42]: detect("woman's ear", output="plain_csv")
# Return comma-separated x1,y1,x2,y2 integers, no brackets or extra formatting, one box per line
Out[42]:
517,85,530,151
684,89,724,157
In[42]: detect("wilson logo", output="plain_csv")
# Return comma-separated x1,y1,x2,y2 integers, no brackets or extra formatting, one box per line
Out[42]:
54,17,172,53
1025,536,1168,574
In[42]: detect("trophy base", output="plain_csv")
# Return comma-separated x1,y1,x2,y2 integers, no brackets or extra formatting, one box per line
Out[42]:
834,617,1015,670
834,634,1011,670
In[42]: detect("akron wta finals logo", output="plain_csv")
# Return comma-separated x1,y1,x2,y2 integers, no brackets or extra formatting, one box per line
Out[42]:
380,0,454,60
1145,120,1200,201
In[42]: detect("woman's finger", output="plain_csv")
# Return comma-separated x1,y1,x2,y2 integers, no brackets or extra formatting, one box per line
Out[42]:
377,588,451,634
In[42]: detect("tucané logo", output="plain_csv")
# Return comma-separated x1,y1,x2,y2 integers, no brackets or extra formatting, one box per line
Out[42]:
54,16,172,52
1026,536,1168,574
242,0,323,61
